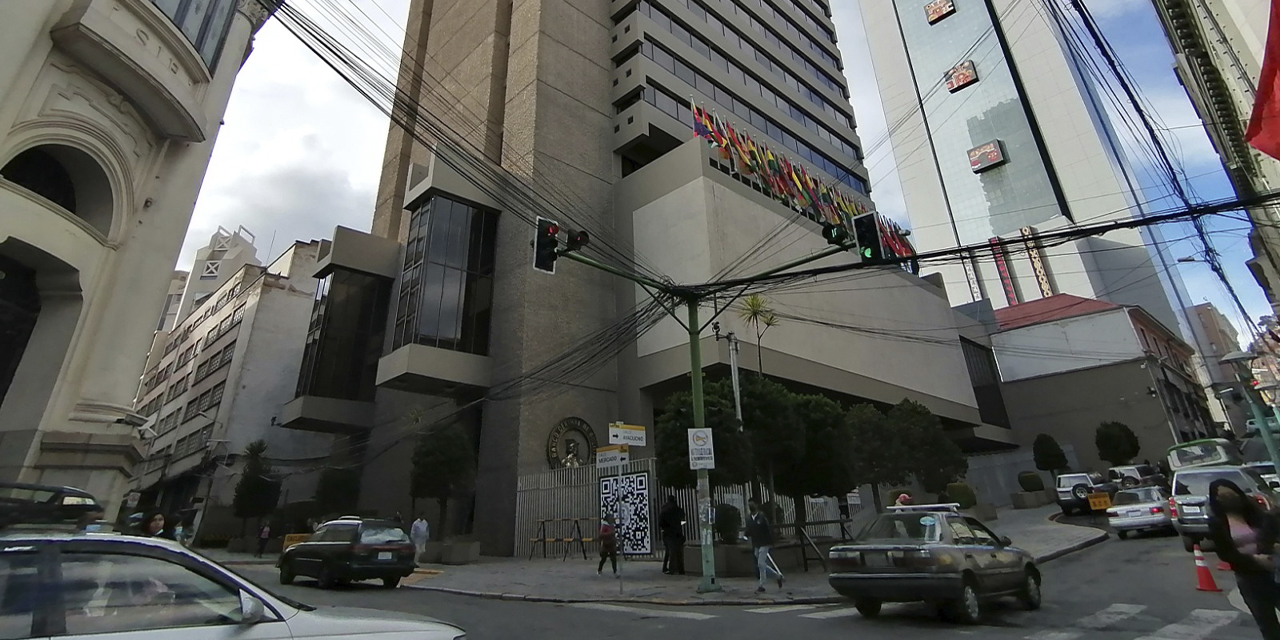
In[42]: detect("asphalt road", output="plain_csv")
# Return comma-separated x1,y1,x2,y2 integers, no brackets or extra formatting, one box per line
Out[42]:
231,534,1265,640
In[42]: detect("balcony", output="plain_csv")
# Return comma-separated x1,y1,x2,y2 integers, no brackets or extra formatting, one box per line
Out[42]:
278,396,376,435
377,344,492,396
50,0,218,141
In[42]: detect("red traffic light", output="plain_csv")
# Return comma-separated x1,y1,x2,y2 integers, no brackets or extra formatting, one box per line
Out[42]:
545,224,559,236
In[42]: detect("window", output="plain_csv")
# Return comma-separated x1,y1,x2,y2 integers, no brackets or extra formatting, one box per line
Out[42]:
149,0,239,69
946,517,976,545
209,381,225,407
231,303,246,325
966,518,997,546
59,551,254,634
359,524,410,544
295,269,392,402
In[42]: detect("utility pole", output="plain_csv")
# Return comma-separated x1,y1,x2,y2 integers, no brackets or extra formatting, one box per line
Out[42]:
714,323,744,430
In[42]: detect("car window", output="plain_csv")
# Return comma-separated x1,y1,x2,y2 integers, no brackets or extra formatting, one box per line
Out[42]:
360,524,409,544
857,513,942,543
1174,469,1249,496
1088,472,1105,484
946,517,977,545
1114,490,1147,505
60,552,244,635
1138,465,1156,476
328,525,358,543
0,547,43,640
1057,474,1087,488
964,518,997,545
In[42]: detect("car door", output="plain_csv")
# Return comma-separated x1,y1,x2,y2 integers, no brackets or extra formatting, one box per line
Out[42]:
0,540,55,640
52,540,292,640
968,518,1021,591
291,526,328,577
945,516,999,593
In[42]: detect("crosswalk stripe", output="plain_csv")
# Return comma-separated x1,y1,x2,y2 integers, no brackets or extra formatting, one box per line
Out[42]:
747,604,818,614
566,603,718,621
799,606,861,620
1132,609,1238,640
1024,603,1149,639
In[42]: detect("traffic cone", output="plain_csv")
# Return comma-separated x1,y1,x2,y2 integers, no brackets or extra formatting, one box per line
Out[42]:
1193,545,1221,592
1217,560,1232,571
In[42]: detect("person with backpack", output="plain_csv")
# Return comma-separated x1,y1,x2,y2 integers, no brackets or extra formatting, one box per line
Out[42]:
597,515,619,576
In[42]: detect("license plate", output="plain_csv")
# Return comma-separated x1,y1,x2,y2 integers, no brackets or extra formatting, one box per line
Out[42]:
377,551,392,561
862,552,889,568
1182,505,1202,514
1125,510,1142,518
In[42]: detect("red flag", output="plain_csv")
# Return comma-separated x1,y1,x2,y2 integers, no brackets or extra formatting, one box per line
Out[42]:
1247,0,1280,158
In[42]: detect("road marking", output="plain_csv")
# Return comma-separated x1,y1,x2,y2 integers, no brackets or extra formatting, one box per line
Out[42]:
1024,603,1146,639
799,606,862,619
746,604,818,614
567,603,718,620
1132,609,1238,640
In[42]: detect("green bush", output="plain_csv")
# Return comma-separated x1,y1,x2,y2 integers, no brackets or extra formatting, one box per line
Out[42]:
946,482,978,509
714,503,742,545
1017,471,1045,493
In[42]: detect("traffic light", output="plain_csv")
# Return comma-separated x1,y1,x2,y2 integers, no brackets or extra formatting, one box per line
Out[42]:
533,217,560,274
566,229,590,251
821,222,849,247
852,213,883,262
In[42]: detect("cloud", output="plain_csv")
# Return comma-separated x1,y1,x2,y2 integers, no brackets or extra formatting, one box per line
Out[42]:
1084,0,1152,21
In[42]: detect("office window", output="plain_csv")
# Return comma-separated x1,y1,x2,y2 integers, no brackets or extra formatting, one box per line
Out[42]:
295,268,391,402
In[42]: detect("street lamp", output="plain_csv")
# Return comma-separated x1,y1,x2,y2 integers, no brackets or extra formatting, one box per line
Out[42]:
1221,350,1280,471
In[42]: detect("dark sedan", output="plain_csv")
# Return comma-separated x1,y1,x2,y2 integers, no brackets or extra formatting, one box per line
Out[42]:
827,504,1040,623
279,517,416,589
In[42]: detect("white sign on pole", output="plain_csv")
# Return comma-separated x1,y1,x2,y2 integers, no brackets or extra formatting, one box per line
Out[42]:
597,444,629,469
687,428,715,470
609,423,648,447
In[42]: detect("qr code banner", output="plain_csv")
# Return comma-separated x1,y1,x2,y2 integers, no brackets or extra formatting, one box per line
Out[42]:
600,471,652,555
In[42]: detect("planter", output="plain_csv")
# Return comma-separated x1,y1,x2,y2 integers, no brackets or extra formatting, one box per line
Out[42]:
682,543,757,577
1010,491,1045,509
441,541,481,565
417,541,444,565
1043,488,1057,504
963,503,999,522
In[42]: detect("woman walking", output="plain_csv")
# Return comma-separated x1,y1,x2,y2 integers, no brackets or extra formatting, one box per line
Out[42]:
1208,479,1280,639
597,515,619,576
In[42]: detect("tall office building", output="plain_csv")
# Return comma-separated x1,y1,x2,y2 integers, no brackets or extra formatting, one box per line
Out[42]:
1150,0,1280,316
281,0,1015,555
860,0,1186,331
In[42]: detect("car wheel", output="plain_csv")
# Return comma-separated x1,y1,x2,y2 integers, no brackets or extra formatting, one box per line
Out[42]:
317,565,336,589
947,580,982,624
854,598,881,618
1182,536,1197,553
382,576,401,589
1117,530,1128,540
1071,484,1090,501
1018,569,1042,611
279,561,295,585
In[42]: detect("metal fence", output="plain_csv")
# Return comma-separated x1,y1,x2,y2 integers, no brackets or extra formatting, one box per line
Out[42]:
513,459,862,559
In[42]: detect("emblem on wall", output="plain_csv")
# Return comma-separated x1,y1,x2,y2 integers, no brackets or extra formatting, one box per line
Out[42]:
925,0,957,24
546,417,599,469
968,140,1007,173
945,60,979,93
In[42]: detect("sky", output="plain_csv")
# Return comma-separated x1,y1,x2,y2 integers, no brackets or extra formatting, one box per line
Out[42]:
183,0,1270,342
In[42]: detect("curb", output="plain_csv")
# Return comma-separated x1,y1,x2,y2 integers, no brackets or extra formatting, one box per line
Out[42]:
1034,530,1109,564
405,584,845,607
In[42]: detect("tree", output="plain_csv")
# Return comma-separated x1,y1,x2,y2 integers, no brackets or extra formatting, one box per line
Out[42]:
789,393,857,525
232,440,279,536
654,379,753,490
410,417,476,540
889,400,968,496
314,467,361,516
1096,421,1141,466
738,294,780,373
846,404,913,512
1033,434,1069,475
741,375,804,503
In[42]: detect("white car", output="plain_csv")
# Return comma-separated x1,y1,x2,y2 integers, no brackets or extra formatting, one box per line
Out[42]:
0,530,465,640
1246,461,1280,488
1106,487,1173,539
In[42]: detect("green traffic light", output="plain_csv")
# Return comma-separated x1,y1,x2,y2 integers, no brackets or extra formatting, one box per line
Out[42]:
862,248,872,258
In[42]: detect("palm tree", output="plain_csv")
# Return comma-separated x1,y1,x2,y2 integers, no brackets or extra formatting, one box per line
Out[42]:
738,294,780,374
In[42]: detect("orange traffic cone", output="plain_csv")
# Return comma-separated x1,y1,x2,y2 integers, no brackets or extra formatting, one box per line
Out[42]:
1193,545,1221,592
1217,560,1232,571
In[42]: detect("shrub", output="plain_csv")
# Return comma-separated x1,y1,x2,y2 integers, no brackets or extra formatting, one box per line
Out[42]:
1018,471,1045,493
947,482,978,509
714,503,742,545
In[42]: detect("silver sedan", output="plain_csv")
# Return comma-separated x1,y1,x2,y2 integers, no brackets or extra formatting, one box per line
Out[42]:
1106,487,1173,539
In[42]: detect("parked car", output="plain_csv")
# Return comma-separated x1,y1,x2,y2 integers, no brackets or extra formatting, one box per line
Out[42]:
1245,461,1280,488
827,504,1040,624
1107,464,1168,489
1055,472,1119,515
0,483,465,640
278,516,416,589
1106,487,1172,539
1171,465,1280,552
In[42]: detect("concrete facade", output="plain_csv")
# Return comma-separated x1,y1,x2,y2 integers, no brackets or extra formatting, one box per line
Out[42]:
1187,301,1248,429
0,0,270,519
1150,0,1280,315
131,242,333,540
156,270,189,332
174,225,261,324
858,0,1187,333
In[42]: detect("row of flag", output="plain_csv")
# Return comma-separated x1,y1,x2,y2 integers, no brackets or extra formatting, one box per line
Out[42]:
690,100,869,231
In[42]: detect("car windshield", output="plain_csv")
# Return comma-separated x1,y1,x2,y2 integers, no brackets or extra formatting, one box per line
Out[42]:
1057,474,1089,488
1174,469,1251,496
857,513,943,543
1114,489,1158,505
360,524,409,544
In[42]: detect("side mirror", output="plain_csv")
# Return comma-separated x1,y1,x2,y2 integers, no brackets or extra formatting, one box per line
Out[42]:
238,590,265,625
999,536,1012,547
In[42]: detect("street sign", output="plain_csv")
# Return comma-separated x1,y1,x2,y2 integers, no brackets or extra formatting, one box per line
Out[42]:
688,428,715,470
1088,493,1112,511
609,423,647,447
597,444,629,469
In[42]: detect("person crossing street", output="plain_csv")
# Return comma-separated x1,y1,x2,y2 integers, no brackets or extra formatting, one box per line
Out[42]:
746,498,783,593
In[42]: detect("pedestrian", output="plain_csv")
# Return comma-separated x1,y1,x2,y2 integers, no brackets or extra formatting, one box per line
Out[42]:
255,523,271,558
745,498,783,593
394,511,404,527
411,514,430,559
597,515,618,576
894,492,913,507
658,495,686,575
136,511,173,540
1208,479,1280,639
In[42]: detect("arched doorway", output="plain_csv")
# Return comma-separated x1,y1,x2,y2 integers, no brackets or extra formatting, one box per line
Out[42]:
0,144,114,236
0,255,39,408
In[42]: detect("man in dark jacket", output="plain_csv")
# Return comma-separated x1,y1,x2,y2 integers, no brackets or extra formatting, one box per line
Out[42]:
746,498,783,593
659,496,686,575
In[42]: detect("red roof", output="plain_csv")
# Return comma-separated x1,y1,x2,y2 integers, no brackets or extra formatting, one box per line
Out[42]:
994,294,1122,331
